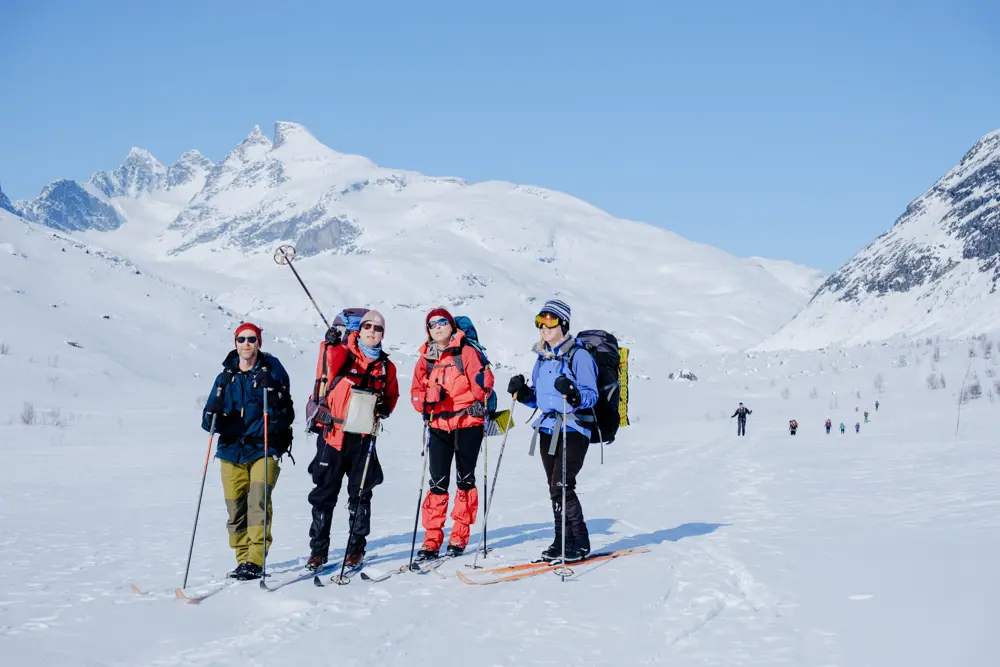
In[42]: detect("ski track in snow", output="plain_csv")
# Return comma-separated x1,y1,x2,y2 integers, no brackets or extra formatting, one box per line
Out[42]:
2,211,999,665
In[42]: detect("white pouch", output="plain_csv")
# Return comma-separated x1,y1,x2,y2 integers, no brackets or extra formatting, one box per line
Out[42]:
342,388,378,434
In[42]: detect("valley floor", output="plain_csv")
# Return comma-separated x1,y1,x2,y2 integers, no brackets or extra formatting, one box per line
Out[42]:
1,375,996,667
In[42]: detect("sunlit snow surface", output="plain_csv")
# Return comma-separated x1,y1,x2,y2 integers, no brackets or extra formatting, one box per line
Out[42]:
1,210,996,665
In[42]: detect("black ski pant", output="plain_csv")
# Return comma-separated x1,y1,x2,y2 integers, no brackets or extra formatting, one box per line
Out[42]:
539,429,590,550
737,418,747,436
307,433,383,558
427,425,481,494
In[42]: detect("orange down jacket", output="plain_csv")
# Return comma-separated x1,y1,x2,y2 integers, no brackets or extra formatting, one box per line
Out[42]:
322,332,399,450
410,330,495,431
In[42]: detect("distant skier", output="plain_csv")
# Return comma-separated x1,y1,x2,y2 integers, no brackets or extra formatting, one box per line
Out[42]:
731,402,752,436
789,419,798,435
840,422,846,434
875,400,880,412
825,419,832,435
855,422,860,434
201,323,294,581
864,410,869,423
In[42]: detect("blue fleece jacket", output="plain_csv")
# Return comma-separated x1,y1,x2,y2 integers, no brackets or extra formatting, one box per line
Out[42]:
524,335,598,437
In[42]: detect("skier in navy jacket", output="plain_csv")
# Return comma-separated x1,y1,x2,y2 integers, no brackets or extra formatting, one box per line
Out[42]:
507,299,598,562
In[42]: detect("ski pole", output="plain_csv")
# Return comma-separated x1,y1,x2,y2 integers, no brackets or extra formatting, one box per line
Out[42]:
559,396,569,582
273,244,330,329
181,386,222,590
481,413,489,557
407,421,431,572
259,387,271,589
469,399,516,569
333,419,380,585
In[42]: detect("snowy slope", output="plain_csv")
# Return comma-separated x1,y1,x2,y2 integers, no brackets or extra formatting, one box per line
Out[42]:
760,129,1000,350
2,223,997,666
747,256,826,299
15,121,822,355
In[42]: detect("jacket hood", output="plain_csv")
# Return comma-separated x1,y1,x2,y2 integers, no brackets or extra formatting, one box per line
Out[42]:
531,334,576,360
419,330,466,360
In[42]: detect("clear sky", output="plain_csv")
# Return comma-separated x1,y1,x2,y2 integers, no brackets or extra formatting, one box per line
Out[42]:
1,0,997,272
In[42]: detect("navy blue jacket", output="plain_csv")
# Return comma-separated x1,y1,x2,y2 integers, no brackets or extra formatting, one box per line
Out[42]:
201,350,294,464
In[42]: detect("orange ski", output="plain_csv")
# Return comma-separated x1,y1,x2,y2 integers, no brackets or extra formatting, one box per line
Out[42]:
456,547,649,585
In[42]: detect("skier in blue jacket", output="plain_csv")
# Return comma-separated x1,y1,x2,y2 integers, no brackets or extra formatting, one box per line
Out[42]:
507,299,599,562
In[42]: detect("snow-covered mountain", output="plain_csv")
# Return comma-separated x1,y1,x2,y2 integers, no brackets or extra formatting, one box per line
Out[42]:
11,122,824,356
759,128,1000,351
0,182,16,216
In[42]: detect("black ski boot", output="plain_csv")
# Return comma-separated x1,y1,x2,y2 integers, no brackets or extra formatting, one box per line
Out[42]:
228,562,250,579
234,563,263,580
540,501,565,561
446,544,465,556
561,543,587,563
416,547,439,562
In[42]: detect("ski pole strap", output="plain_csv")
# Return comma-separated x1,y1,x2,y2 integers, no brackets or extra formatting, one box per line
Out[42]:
528,411,562,456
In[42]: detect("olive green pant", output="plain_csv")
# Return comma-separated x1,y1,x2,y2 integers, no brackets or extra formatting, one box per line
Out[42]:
220,457,280,566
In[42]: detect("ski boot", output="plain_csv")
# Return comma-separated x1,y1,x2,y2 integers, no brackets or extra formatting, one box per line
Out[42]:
305,554,327,572
345,550,365,568
446,544,465,557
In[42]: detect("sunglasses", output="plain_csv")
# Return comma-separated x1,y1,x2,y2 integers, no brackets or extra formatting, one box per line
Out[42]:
235,336,258,344
427,317,450,329
361,322,384,333
535,313,561,329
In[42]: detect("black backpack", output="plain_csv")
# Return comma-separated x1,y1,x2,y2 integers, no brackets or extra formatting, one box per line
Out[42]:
567,330,626,444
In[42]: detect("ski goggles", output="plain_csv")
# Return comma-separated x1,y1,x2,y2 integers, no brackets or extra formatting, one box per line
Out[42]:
427,317,451,329
535,313,562,329
235,336,258,344
361,322,384,333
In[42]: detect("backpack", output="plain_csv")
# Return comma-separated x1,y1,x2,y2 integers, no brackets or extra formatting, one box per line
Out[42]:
333,307,368,336
305,307,368,434
443,315,497,416
567,330,629,444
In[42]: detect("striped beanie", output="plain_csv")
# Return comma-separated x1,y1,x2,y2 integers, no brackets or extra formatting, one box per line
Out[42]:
539,299,571,333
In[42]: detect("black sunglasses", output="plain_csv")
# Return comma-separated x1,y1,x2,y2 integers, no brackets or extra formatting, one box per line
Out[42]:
236,336,258,344
361,323,384,333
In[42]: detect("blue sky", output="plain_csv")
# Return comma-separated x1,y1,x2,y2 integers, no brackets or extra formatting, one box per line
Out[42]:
1,0,997,272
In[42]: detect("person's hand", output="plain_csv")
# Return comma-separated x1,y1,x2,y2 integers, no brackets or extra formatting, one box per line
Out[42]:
375,396,391,419
255,370,278,389
554,375,581,408
324,327,342,346
314,406,334,425
205,389,225,414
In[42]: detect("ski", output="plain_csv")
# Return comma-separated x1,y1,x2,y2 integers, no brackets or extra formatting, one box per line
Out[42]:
358,565,393,583
316,553,379,587
360,552,458,584
175,580,239,604
455,547,650,585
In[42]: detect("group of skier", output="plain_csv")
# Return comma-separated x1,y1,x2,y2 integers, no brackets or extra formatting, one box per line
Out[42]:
728,402,881,438
199,300,601,581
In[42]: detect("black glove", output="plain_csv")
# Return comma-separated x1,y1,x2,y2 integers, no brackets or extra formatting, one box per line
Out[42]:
554,375,582,408
507,374,526,396
255,369,278,389
324,327,342,346
314,406,334,425
205,388,225,414
375,395,391,419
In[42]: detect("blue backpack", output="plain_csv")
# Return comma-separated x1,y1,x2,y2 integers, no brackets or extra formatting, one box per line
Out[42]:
333,307,368,335
454,316,498,416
